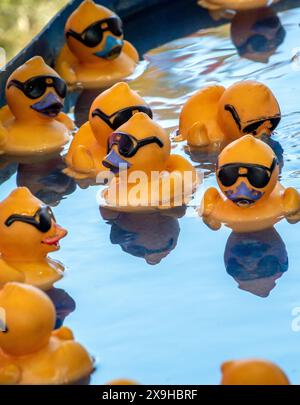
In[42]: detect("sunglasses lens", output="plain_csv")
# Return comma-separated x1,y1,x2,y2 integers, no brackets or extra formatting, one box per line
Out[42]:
112,106,153,130
84,24,103,47
38,207,55,233
247,167,270,188
218,166,239,187
24,78,46,99
109,17,123,36
118,134,134,156
112,110,134,130
54,78,67,98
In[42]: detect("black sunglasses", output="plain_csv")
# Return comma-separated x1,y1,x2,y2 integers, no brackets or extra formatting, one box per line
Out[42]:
224,104,281,135
5,206,56,233
7,75,67,100
92,105,153,131
108,131,164,158
237,27,285,56
218,158,277,189
66,16,123,48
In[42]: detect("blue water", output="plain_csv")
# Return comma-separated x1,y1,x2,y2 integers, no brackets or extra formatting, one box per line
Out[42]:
1,4,300,384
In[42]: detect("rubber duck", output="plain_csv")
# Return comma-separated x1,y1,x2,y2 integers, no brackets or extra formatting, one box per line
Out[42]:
198,0,281,20
64,82,152,180
0,187,67,290
106,379,139,385
178,80,281,147
55,0,139,88
100,206,184,264
0,282,93,384
199,135,300,232
231,8,285,63
221,359,289,385
0,56,74,156
224,228,288,297
101,112,199,211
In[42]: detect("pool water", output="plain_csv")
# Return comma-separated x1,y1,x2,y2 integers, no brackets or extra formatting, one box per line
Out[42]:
1,4,300,385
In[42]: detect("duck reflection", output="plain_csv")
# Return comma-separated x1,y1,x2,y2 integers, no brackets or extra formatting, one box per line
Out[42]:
46,288,76,329
100,207,185,265
16,156,76,206
224,227,288,297
0,158,17,186
231,8,286,63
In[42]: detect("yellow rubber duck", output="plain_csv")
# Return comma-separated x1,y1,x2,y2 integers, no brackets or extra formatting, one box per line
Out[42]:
101,112,199,211
221,359,289,385
0,282,93,384
55,0,139,88
198,0,281,20
199,135,300,232
0,56,74,156
178,80,280,147
106,379,139,385
64,82,151,180
0,187,67,290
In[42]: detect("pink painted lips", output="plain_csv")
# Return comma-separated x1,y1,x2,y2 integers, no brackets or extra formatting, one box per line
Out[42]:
42,225,67,248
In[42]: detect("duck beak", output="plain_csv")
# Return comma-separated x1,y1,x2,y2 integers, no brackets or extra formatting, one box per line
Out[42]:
31,92,63,117
102,149,131,174
94,36,123,60
225,181,264,206
42,224,68,248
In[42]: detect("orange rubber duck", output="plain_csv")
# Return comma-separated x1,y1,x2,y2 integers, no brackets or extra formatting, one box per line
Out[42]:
64,82,152,180
177,80,280,147
55,0,139,88
0,56,74,156
0,282,93,384
101,112,199,211
199,135,300,232
221,359,289,385
0,187,67,290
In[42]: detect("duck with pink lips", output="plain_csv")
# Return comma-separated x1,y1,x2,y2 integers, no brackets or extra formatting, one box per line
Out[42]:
0,187,67,290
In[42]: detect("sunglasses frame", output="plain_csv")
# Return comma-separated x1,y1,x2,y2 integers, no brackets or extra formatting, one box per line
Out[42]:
66,16,123,48
224,104,281,135
217,157,278,189
7,75,67,100
91,105,153,130
5,206,56,233
108,131,164,158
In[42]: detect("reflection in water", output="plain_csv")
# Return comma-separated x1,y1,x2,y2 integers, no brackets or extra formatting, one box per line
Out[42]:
0,158,17,185
46,288,76,329
74,88,105,128
16,156,76,206
224,227,288,297
100,207,185,265
231,8,286,63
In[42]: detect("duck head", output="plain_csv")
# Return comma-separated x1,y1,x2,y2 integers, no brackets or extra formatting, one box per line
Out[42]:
6,56,67,122
221,358,290,385
0,282,55,356
89,82,151,148
65,0,124,63
102,112,170,175
217,80,281,139
217,135,279,207
0,187,67,261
